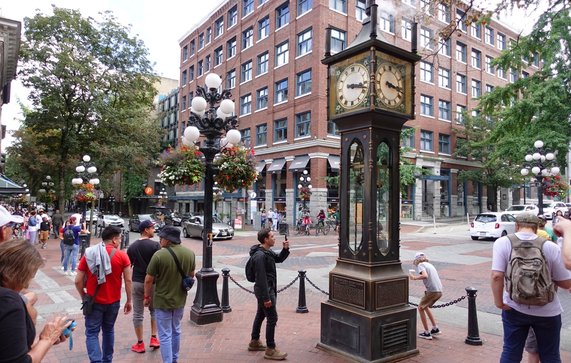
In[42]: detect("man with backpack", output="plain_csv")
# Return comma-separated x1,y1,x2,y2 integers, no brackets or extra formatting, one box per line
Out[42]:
491,213,571,362
62,216,86,275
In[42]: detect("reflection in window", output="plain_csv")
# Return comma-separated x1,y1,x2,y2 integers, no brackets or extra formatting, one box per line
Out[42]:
348,141,364,254
376,142,390,255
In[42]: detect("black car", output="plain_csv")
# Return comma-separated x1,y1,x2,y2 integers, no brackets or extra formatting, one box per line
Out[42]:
129,214,160,232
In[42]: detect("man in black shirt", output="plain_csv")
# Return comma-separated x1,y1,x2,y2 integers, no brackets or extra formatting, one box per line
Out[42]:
126,220,161,353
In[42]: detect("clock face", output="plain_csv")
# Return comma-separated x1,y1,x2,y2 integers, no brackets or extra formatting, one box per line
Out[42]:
375,62,405,108
336,63,370,110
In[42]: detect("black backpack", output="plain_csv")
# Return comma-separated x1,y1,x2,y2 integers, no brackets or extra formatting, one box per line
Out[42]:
63,228,75,246
245,250,263,283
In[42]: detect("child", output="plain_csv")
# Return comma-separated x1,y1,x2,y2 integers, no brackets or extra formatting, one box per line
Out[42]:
409,252,443,340
39,216,51,249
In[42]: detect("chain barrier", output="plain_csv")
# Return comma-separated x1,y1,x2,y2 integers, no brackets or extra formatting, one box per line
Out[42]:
408,294,467,308
227,273,299,294
277,275,299,293
227,274,255,294
305,275,329,296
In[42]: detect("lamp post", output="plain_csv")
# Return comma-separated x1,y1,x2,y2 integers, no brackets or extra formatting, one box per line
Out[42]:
72,155,100,234
520,140,560,215
159,187,168,206
183,73,241,325
297,170,312,212
38,175,55,205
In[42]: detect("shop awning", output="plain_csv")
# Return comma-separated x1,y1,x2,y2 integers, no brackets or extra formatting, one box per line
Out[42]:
327,155,340,171
0,174,26,194
267,158,286,173
256,161,266,173
289,155,310,171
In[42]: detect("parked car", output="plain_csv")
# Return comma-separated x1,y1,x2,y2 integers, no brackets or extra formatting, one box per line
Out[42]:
470,212,516,241
540,201,568,220
85,209,100,224
129,214,160,232
180,213,194,223
182,215,234,240
97,214,124,229
505,204,539,217
171,212,182,226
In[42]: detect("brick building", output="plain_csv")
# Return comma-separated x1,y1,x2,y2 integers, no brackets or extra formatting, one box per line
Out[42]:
174,0,536,223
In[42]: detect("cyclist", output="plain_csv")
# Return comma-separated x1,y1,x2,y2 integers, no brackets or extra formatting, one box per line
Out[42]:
316,209,326,228
302,212,312,235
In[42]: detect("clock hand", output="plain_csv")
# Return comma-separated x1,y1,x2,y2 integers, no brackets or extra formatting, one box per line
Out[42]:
385,81,403,92
346,83,367,89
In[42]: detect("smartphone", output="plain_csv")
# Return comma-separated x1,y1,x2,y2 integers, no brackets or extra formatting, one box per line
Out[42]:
284,234,288,241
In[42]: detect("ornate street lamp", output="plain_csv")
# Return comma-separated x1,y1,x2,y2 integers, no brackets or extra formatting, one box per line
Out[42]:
520,140,560,215
297,170,312,212
72,155,100,234
38,175,56,206
183,72,241,325
159,187,168,205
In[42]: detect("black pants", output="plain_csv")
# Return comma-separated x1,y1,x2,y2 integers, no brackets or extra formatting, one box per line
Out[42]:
251,293,278,348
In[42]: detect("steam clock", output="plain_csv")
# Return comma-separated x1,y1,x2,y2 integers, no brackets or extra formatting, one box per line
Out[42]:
319,2,421,362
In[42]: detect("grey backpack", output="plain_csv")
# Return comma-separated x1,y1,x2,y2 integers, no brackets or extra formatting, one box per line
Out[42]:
505,234,555,306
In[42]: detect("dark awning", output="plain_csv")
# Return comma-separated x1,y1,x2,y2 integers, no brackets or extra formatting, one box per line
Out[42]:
0,174,26,194
256,161,266,173
289,155,310,171
327,155,340,171
267,158,286,173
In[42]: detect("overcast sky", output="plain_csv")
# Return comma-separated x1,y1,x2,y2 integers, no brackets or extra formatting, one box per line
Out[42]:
0,0,539,152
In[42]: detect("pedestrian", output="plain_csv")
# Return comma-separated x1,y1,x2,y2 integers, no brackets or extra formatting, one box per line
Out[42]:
409,252,442,340
51,209,64,239
272,210,279,231
144,226,195,363
27,210,38,245
491,213,571,362
127,220,161,353
261,209,267,228
62,216,86,276
248,228,290,360
554,216,571,270
0,205,24,243
39,216,50,249
74,226,133,363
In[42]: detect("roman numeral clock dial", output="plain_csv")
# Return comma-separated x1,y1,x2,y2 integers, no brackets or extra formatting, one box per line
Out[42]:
336,63,369,110
375,62,405,111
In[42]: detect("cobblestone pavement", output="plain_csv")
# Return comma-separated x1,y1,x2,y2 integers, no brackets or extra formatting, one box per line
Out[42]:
29,222,571,362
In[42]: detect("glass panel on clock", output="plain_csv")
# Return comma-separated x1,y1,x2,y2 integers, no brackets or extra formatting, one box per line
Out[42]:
348,141,364,254
376,141,390,255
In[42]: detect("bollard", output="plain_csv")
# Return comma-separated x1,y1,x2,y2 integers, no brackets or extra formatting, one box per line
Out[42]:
465,287,482,345
221,268,232,313
296,270,308,313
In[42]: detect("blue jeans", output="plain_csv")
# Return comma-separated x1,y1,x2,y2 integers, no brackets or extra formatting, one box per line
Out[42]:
251,293,278,348
156,307,184,363
85,301,120,363
62,244,78,272
501,309,562,363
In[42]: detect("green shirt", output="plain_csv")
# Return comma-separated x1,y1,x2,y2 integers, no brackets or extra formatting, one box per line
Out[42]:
147,244,196,310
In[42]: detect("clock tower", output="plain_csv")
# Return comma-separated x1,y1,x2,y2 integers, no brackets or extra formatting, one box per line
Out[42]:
319,1,421,362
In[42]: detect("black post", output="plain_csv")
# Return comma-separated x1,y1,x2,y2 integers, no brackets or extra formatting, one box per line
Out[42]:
221,268,232,313
296,270,308,313
465,287,482,346
537,177,544,216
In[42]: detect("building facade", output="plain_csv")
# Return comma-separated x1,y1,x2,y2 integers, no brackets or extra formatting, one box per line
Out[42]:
175,0,536,223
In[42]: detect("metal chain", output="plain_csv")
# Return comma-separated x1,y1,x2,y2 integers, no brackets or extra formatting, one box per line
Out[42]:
408,295,467,308
305,275,330,296
227,274,255,294
227,274,299,294
276,275,299,293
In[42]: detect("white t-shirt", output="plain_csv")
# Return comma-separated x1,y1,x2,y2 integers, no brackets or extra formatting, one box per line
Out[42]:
71,213,82,226
492,232,571,317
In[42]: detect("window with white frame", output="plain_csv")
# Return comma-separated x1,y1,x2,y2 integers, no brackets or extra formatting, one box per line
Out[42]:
241,128,251,148
356,0,366,21
275,78,288,103
206,27,212,44
298,0,312,16
330,28,346,54
276,2,290,29
296,69,312,96
183,46,189,61
256,124,267,145
420,61,433,83
181,95,187,110
456,41,467,62
497,33,506,49
401,19,412,41
438,3,450,23
240,94,252,115
456,74,467,93
227,37,237,59
420,27,433,50
182,70,187,85
380,12,395,33
275,41,289,67
439,100,451,120
228,6,238,27
439,134,451,154
214,47,223,66
470,23,481,39
242,27,254,49
257,52,269,75
497,67,506,79
522,71,529,78
485,26,494,45
532,52,540,67
471,49,481,69
257,87,268,109
329,0,347,13
439,37,451,56
190,40,195,56
189,65,194,81
296,111,311,137
420,0,431,14
510,68,519,83
204,55,211,72
199,33,204,49
420,130,433,151
456,105,466,124
297,28,312,56
226,69,236,89
486,84,494,93
485,56,494,74
471,79,481,98
241,60,252,82
243,0,254,16
456,9,467,32
198,60,203,76
215,17,224,37
258,16,270,40
274,118,287,142
438,67,450,88
420,94,433,116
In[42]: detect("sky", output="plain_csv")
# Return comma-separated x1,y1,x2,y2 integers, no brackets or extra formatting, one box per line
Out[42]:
0,0,541,152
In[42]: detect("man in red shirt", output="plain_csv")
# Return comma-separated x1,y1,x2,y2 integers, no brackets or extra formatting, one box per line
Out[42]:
75,226,132,363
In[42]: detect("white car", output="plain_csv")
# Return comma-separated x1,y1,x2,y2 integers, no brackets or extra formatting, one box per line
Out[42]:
505,204,539,216
97,214,124,228
540,201,567,220
470,212,516,241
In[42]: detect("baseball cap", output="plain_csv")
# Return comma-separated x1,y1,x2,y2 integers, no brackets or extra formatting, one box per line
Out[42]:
0,205,24,227
515,213,540,225
139,219,155,233
414,252,425,260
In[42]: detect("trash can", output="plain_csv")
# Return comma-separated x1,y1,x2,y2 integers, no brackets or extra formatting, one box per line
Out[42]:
79,233,91,258
278,223,289,236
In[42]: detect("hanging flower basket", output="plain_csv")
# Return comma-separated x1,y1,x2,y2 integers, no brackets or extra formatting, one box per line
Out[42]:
299,186,312,201
543,175,569,200
74,183,98,203
214,146,258,192
158,145,205,186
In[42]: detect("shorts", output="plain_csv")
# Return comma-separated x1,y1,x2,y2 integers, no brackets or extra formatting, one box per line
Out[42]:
419,291,442,309
525,327,537,353
39,230,50,242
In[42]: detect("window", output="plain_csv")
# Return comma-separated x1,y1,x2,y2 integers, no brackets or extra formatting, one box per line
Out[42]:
297,28,312,56
456,74,467,93
532,52,540,67
510,68,519,83
227,37,237,59
402,19,412,41
456,42,467,63
485,56,494,74
182,70,187,84
456,9,467,32
420,130,433,151
243,0,254,16
438,100,451,120
256,124,267,145
497,33,506,50
226,69,236,89
380,12,395,33
257,52,269,75
486,84,495,93
189,65,194,81
275,78,288,103
420,61,433,83
206,27,212,44
295,111,311,137
241,61,252,83
205,55,211,72
214,47,223,67
330,29,346,54
439,134,451,154
497,67,506,79
471,79,481,98
228,6,238,27
258,16,270,40
190,40,195,56
274,118,287,142
356,0,366,21
420,94,433,116
198,60,203,76
401,127,415,148
330,0,347,13
420,27,433,50
438,4,450,23
327,119,339,135
471,49,481,69
181,95,187,110
522,71,529,78
241,128,251,147
183,46,189,61
257,87,268,109
298,0,312,16
242,27,253,49
470,23,481,39
275,41,289,67
438,67,450,88
276,3,290,28
215,17,224,37
420,0,431,14
199,33,204,49
485,26,494,45
296,69,312,96
240,94,252,115
439,37,451,56
456,105,466,124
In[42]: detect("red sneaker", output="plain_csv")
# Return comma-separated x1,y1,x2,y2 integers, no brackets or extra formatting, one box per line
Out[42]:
131,342,145,353
149,336,160,349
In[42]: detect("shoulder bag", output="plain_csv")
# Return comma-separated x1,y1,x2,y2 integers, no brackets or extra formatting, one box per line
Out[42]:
166,247,194,292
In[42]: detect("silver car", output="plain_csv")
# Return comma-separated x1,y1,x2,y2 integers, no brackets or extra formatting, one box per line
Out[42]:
182,215,234,240
97,214,124,228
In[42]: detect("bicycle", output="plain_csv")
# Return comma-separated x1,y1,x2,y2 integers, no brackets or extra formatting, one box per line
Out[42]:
315,219,330,235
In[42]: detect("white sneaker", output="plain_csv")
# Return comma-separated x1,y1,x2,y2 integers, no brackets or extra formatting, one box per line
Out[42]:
71,271,77,276
61,266,65,271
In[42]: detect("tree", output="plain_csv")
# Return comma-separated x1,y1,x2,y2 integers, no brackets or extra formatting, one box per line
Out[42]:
11,6,162,211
